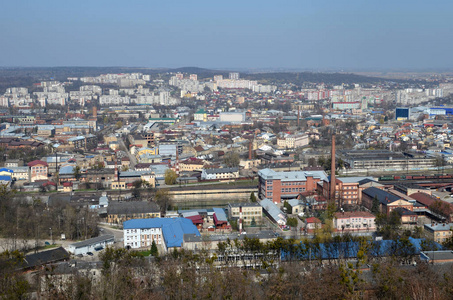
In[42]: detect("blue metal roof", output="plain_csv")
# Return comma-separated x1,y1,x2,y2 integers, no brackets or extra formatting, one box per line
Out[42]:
0,168,13,173
0,175,12,181
59,165,74,175
123,218,200,248
282,237,442,261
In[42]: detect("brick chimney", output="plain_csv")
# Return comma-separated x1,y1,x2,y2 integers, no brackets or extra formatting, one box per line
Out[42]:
330,134,336,203
248,140,252,160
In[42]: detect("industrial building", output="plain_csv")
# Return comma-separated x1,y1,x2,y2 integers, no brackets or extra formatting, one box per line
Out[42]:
68,235,115,255
338,150,435,171
258,168,327,203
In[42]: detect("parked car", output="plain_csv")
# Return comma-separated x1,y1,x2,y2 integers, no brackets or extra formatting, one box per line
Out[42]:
86,252,94,256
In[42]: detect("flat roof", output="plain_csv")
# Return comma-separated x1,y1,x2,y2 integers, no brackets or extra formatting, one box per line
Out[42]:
69,235,114,249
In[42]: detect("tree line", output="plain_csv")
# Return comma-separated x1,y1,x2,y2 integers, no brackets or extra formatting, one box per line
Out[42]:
2,232,451,299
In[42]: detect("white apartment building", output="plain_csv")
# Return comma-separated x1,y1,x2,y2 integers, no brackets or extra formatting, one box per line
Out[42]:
124,226,164,249
277,134,309,149
99,95,131,106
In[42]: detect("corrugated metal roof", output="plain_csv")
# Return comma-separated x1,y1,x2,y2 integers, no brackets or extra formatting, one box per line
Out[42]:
213,207,228,222
124,217,200,248
69,235,114,249
260,198,286,225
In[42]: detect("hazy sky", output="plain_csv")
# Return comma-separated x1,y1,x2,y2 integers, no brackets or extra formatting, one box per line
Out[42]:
1,0,452,70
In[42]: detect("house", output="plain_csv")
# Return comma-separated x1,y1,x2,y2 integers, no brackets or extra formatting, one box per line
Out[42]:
201,167,239,180
286,199,305,214
62,182,73,192
179,158,207,172
424,223,453,243
333,211,376,233
27,160,48,182
305,217,322,232
123,218,200,252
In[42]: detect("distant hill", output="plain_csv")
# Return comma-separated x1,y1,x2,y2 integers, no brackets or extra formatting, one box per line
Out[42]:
241,72,397,86
0,66,431,93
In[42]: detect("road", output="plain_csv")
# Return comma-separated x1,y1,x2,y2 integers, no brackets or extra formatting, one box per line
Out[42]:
118,137,137,168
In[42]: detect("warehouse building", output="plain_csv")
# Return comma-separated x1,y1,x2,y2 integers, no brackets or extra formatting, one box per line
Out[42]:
68,235,115,255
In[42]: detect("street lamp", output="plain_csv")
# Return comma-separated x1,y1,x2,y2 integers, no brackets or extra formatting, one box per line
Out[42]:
49,227,53,245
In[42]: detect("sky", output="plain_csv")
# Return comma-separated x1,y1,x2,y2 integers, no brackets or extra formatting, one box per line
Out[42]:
1,0,453,71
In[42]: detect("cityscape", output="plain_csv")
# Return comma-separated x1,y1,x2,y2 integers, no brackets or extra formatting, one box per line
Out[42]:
2,1,453,299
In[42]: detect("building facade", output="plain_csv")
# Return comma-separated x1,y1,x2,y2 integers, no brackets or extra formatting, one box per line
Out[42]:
228,203,263,225
333,212,376,232
27,160,48,182
424,223,453,243
258,169,327,203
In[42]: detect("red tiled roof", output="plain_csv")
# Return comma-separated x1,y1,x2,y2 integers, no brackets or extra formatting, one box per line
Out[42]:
306,217,321,224
27,160,48,167
410,192,436,207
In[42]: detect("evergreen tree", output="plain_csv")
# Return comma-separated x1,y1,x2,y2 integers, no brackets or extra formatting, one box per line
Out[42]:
150,240,158,257
250,192,257,202
371,196,380,214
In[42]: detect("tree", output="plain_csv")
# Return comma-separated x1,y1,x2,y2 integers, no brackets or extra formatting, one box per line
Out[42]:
150,240,158,257
250,192,257,202
307,157,317,167
115,121,123,129
283,201,292,213
250,217,256,227
155,189,172,215
223,152,240,168
164,169,177,185
371,196,380,214
286,217,298,227
73,166,81,180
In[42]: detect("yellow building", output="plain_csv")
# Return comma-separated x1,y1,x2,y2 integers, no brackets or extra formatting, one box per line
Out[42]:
424,223,453,243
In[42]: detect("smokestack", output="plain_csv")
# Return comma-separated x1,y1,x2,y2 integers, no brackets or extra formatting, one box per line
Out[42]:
248,140,252,160
330,134,336,203
93,106,97,118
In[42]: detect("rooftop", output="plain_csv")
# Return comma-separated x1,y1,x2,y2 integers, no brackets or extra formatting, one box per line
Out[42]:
258,168,327,181
69,235,115,249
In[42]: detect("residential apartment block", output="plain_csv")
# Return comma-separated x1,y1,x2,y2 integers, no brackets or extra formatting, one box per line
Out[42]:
424,223,453,243
333,211,376,232
228,203,262,225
